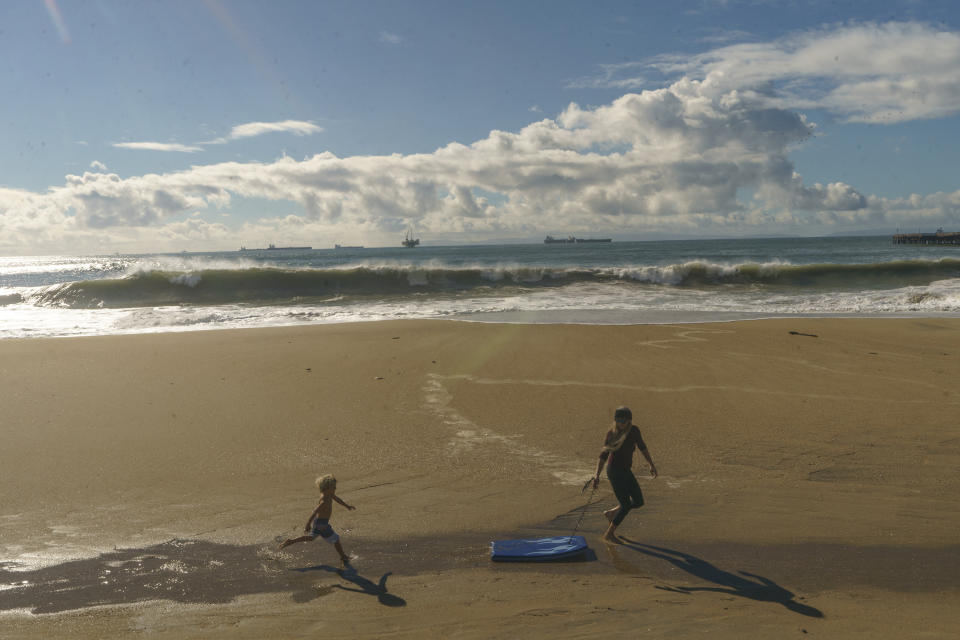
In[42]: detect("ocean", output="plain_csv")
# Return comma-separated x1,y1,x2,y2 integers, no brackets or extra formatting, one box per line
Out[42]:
2,236,960,339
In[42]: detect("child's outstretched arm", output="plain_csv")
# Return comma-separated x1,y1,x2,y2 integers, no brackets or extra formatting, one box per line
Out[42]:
333,495,356,511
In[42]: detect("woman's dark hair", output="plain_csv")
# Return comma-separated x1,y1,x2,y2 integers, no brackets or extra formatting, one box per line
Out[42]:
614,406,632,421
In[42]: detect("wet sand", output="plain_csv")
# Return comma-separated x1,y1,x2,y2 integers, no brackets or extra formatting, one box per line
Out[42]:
2,318,960,638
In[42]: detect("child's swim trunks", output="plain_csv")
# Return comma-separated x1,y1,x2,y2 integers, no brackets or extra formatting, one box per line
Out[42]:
310,518,340,544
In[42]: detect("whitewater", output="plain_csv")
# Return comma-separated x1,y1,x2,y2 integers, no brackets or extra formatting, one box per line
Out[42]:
2,236,960,338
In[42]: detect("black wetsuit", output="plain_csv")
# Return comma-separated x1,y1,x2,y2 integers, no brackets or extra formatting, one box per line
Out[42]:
599,425,647,527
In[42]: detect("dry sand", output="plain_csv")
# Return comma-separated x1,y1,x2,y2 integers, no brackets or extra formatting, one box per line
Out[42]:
1,318,959,638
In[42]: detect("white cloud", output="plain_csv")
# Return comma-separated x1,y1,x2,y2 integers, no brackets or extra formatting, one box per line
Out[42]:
110,121,324,157
90,160,107,171
217,120,324,142
0,84,871,250
380,31,403,45
623,21,960,123
157,217,233,243
4,21,960,253
113,142,203,153
567,62,649,90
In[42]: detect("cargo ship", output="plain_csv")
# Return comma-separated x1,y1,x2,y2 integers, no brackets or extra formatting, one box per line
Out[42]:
239,244,312,251
544,235,612,244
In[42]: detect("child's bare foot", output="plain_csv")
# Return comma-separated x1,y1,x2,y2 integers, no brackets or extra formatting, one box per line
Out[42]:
278,540,292,550
339,555,351,568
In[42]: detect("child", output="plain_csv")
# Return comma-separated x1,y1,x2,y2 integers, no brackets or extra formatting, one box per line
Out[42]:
279,474,356,567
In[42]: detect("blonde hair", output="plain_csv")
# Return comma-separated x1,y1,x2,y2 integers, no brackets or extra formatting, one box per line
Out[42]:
603,406,633,454
315,474,337,491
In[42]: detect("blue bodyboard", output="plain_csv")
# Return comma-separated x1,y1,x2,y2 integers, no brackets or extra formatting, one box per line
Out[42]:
490,535,588,562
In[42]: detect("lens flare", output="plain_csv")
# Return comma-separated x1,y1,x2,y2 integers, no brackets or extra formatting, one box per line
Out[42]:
43,0,71,44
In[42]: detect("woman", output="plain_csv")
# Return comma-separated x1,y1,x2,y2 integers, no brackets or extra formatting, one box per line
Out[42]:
592,406,658,542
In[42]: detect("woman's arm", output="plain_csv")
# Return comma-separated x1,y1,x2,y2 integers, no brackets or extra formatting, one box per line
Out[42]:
592,451,609,488
640,447,658,478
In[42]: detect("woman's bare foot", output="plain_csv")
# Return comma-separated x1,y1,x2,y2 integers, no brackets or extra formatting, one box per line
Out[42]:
603,507,620,523
602,524,620,543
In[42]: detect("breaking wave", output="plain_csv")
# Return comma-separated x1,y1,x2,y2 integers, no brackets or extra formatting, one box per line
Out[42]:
25,258,960,309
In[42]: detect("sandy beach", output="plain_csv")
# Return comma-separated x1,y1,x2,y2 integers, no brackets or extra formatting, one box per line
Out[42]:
2,318,959,638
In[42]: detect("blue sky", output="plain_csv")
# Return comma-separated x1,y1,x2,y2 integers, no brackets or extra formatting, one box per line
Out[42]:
2,0,960,253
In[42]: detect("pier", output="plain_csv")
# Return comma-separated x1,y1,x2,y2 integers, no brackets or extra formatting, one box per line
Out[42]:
893,229,960,245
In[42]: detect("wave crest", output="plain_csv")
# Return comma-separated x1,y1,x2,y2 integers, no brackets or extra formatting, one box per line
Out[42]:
26,258,960,309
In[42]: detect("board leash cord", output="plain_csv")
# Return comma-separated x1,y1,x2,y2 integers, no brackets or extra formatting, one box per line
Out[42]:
568,481,598,542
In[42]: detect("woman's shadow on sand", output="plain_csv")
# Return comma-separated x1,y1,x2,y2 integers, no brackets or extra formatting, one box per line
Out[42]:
290,565,406,607
615,537,824,618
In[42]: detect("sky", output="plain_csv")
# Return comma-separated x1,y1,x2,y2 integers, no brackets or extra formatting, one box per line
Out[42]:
2,0,960,254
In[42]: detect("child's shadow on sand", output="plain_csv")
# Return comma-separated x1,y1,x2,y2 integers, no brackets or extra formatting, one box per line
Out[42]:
0,539,405,614
291,565,406,607
616,538,824,618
